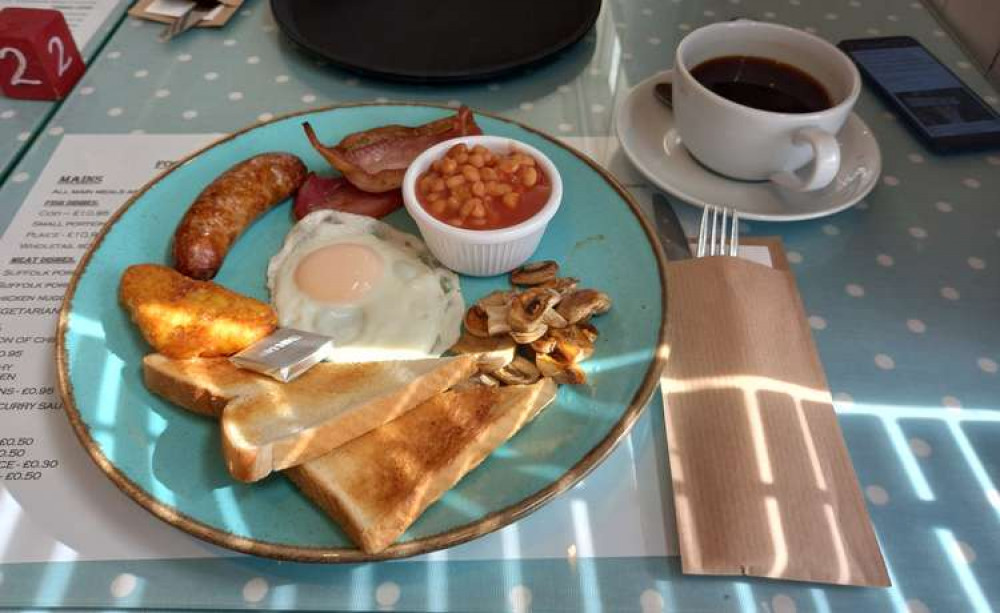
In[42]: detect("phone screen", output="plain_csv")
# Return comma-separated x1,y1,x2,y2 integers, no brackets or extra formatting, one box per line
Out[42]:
847,44,1000,138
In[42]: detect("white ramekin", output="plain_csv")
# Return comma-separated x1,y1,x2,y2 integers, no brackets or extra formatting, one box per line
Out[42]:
402,135,563,277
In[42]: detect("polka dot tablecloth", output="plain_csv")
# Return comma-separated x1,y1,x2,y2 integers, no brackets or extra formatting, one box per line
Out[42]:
1,0,999,610
0,1,131,181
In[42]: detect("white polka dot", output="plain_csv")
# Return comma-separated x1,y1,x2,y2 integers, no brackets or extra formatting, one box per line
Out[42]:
866,485,889,505
849,0,861,6
640,589,664,613
957,61,971,70
558,85,572,94
883,111,896,121
16,131,30,142
591,104,606,113
876,254,894,267
155,89,170,98
987,95,999,105
375,581,400,607
963,178,981,189
228,91,243,101
808,315,827,330
447,99,461,108
846,284,865,297
764,11,778,18
0,110,15,119
242,577,268,603
679,23,692,31
649,36,662,44
47,126,64,136
589,67,601,76
911,1,923,7
224,38,237,46
107,107,123,117
772,594,797,613
789,0,800,5
955,540,976,564
518,102,534,112
509,585,532,613
988,489,1000,508
887,14,899,21
804,26,818,34
639,8,653,16
375,97,388,103
177,53,192,62
941,286,960,300
262,24,276,33
883,175,899,186
275,74,290,83
623,52,634,61
204,72,218,81
875,354,895,370
182,110,198,120
824,12,838,20
822,224,840,236
987,156,1000,166
978,358,998,374
110,573,137,598
906,319,926,334
12,172,30,183
787,251,803,264
906,599,930,613
866,27,881,35
909,438,932,458
834,392,854,407
704,9,716,17
130,129,145,135
247,56,261,64
133,69,148,78
943,396,962,410
107,50,121,59
558,123,574,133
908,226,927,239
345,78,359,86
968,257,986,270
130,18,143,26
302,94,316,104
935,201,953,213
933,29,946,37
907,153,924,163
79,86,95,95
258,112,274,122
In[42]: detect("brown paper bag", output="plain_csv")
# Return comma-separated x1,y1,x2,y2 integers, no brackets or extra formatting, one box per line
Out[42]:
662,250,889,587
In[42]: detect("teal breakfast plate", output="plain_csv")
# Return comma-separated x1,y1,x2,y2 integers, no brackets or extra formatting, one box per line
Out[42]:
56,103,668,562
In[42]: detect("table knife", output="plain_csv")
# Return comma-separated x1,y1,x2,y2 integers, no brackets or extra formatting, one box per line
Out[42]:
651,192,692,261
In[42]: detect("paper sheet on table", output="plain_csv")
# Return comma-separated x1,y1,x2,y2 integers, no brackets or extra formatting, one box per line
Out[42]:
129,0,240,28
660,242,890,587
145,0,223,21
0,0,118,48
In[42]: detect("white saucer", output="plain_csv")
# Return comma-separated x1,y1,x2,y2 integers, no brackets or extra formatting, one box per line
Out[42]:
616,71,882,222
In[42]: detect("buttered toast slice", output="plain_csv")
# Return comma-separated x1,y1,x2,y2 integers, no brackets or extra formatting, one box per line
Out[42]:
286,378,557,554
143,349,514,483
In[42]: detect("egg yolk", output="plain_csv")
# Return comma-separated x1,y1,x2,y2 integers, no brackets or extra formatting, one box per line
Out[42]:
293,243,383,304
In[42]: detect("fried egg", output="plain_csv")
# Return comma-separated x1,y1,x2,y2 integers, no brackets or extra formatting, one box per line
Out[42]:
267,210,464,362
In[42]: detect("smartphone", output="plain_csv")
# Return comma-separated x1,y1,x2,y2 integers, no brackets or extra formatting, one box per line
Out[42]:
839,36,1000,154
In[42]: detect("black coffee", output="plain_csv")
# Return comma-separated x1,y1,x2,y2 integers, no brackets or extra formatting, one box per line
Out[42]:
690,55,832,114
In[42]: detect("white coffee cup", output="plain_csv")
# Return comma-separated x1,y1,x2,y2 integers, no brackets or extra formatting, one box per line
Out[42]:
668,21,861,191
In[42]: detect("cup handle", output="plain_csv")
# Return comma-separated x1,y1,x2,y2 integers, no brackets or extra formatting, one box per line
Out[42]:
769,127,840,192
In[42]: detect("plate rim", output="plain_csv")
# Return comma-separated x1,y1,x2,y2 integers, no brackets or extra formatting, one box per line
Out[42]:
616,71,882,222
54,102,670,563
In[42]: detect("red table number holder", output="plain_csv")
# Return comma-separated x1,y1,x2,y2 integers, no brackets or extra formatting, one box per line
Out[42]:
0,7,85,100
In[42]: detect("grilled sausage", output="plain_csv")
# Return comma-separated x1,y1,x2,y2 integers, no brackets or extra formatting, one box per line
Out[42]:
173,153,308,280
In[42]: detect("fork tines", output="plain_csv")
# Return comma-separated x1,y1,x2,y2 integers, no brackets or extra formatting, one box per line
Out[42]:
697,205,740,257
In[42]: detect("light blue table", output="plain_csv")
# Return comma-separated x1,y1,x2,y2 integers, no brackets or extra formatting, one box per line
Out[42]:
0,0,130,181
1,0,999,610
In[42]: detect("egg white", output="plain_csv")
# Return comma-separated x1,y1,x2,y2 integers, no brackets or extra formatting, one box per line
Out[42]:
267,210,464,362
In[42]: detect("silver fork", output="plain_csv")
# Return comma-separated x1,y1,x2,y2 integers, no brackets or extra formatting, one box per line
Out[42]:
696,205,740,257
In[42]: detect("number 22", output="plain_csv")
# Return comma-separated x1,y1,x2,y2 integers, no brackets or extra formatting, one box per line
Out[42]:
0,36,73,87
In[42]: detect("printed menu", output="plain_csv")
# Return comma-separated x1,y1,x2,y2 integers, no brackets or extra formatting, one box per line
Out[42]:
0,0,120,49
0,134,676,565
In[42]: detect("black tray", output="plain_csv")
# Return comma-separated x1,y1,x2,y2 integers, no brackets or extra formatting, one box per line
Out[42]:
271,0,602,83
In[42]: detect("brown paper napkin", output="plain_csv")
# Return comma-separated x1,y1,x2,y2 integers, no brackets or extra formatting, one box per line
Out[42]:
129,0,243,28
662,242,889,587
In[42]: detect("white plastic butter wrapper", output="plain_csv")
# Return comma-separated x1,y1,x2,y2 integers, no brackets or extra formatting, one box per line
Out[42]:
229,328,334,382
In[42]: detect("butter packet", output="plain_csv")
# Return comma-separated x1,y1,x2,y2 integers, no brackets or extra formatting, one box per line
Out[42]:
230,328,334,383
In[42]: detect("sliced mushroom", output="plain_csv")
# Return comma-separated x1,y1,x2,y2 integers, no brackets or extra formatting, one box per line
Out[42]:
510,260,559,286
549,325,595,363
494,355,542,385
463,306,490,338
510,324,548,344
541,307,569,329
538,277,579,294
577,321,599,343
477,289,516,309
536,353,587,385
483,304,512,336
530,334,558,354
452,372,501,391
509,287,561,332
556,289,612,324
